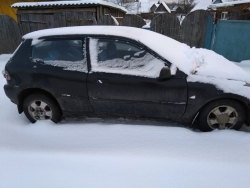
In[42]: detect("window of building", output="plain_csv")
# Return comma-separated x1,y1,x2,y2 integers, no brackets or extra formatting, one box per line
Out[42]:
221,12,228,20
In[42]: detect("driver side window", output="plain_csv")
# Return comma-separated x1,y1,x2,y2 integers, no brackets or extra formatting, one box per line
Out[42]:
89,38,166,78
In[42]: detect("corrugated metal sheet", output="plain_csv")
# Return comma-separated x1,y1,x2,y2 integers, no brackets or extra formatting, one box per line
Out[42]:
11,0,127,12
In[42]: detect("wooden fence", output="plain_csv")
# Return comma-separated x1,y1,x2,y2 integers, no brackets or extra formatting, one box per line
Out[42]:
150,14,181,41
0,14,21,54
97,14,118,25
18,11,97,35
150,10,213,48
0,10,213,54
119,14,146,28
181,10,213,48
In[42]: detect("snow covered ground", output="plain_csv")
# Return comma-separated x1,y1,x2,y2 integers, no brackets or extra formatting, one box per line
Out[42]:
1,54,250,188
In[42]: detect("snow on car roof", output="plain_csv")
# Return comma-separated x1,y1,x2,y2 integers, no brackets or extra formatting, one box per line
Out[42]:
23,26,250,98
11,0,127,12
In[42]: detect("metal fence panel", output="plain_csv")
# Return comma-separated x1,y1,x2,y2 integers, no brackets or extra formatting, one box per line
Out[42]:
211,20,250,62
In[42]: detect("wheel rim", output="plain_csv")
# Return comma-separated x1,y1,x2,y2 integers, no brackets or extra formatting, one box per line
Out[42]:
207,105,238,130
28,100,53,120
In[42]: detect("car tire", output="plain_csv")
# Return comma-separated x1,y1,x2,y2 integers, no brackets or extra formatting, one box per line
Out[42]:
198,99,245,132
23,93,62,123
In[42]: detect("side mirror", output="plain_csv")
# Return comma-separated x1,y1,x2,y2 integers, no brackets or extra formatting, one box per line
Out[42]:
158,67,171,81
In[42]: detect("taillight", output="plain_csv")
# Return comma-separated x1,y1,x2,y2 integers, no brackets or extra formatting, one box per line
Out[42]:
2,70,11,80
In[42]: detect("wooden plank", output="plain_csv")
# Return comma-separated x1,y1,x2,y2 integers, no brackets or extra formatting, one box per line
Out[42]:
97,14,117,25
20,13,31,35
60,11,67,27
181,10,212,48
150,13,181,41
66,11,74,27
54,12,60,28
63,11,96,26
119,14,146,28
0,15,22,54
96,6,100,20
19,8,97,14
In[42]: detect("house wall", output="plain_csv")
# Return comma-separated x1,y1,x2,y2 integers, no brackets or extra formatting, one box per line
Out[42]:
171,7,185,14
0,0,42,21
213,3,250,22
16,6,125,35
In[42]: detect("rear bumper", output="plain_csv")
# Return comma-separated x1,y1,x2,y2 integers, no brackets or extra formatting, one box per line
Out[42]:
246,111,250,126
4,84,18,104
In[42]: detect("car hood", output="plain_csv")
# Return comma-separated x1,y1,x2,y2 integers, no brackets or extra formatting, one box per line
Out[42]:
182,47,250,84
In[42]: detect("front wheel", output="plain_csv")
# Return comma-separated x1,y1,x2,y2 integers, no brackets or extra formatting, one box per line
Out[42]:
198,99,245,132
23,93,62,123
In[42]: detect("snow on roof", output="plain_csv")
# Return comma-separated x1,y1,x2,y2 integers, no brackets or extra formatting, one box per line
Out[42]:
11,0,127,12
161,2,171,13
126,1,158,14
192,0,213,11
171,5,179,11
140,1,158,13
154,3,159,7
209,0,250,9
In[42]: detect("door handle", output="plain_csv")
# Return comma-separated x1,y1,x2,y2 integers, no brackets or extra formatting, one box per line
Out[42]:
96,79,109,84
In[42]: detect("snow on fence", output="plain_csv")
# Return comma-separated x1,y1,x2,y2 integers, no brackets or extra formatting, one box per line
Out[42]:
0,15,21,54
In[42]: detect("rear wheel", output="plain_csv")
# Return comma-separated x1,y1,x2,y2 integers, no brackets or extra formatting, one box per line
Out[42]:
198,99,245,132
23,93,62,123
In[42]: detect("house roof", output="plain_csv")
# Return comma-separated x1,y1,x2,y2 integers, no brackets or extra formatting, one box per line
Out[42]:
171,5,179,11
212,0,223,4
126,1,158,14
209,0,250,9
153,3,159,8
11,0,127,12
154,2,171,13
140,1,158,13
168,5,183,11
161,2,171,13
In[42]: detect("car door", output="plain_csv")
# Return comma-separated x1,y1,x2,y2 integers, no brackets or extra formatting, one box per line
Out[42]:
30,36,93,114
87,37,187,119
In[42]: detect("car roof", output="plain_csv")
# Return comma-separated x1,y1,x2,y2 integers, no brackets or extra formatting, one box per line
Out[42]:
24,26,188,70
23,26,166,42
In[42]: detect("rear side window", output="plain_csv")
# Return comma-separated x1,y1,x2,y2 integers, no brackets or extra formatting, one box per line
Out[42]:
31,39,87,72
